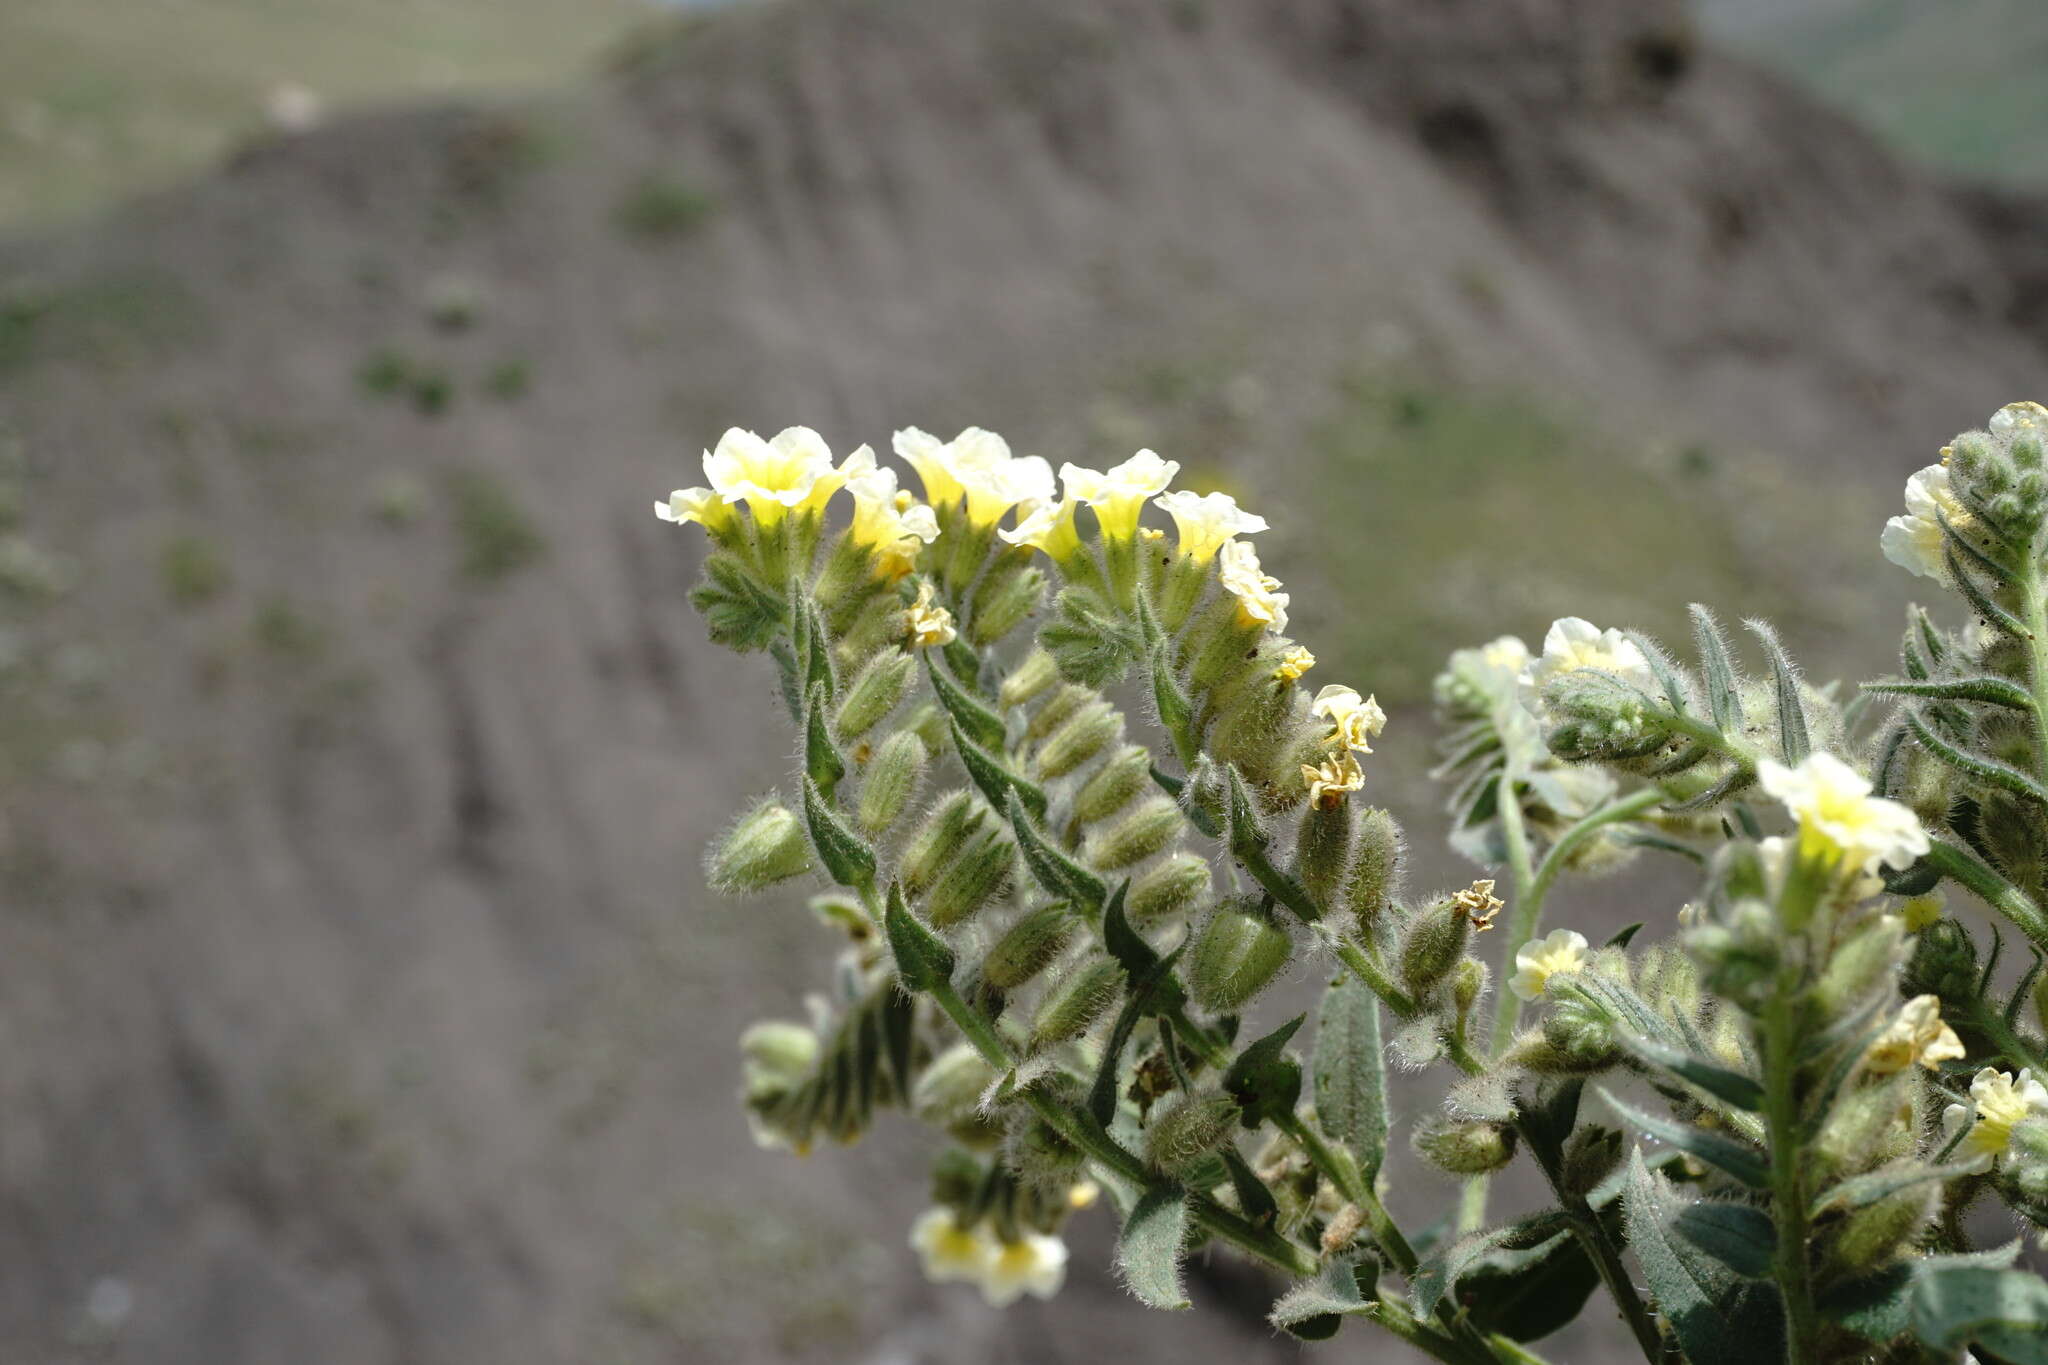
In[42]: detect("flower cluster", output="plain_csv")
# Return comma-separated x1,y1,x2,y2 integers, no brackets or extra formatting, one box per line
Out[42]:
909,1208,1070,1308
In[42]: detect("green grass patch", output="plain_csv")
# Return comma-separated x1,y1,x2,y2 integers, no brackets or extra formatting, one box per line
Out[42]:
447,468,544,583
159,534,228,606
614,173,718,242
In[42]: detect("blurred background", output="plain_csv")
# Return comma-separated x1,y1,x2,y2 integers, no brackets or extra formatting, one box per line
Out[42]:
1,0,2044,1360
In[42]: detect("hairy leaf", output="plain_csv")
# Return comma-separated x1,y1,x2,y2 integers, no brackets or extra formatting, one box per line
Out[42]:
1623,1150,1784,1365
1909,1265,2048,1362
1745,618,1809,763
1599,1089,1768,1188
1314,978,1389,1181
925,653,1006,752
1269,1257,1376,1341
1223,1014,1305,1128
951,716,1049,821
1690,604,1743,735
1118,1185,1191,1310
1615,1032,1764,1112
883,882,955,992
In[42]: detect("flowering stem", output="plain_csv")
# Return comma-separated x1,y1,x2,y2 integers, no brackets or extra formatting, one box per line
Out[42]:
1276,1112,1418,1276
1760,981,1822,1365
1925,838,2048,955
1363,1300,1502,1365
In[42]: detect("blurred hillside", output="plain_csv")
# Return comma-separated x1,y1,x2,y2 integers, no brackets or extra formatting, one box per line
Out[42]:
1696,0,2048,185
4,0,2048,1361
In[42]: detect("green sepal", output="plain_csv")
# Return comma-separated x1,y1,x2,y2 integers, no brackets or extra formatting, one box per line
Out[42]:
1224,764,1321,921
804,681,847,796
950,716,1048,822
1117,1185,1191,1310
691,554,786,652
1222,1014,1304,1129
1690,603,1743,735
803,776,875,890
926,652,1007,753
884,881,956,993
797,592,836,705
1150,642,1199,770
1041,586,1143,687
1006,788,1107,912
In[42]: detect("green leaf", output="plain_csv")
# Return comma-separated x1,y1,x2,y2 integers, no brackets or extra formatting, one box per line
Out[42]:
804,681,846,796
950,716,1048,822
803,776,876,890
1006,788,1107,912
1670,1200,1775,1278
1150,643,1199,769
1435,1212,1601,1343
1219,1145,1280,1231
1909,1265,2048,1362
1088,993,1145,1128
1269,1258,1376,1341
799,594,836,704
1118,1185,1191,1310
1313,977,1389,1181
1690,604,1743,735
1866,675,2036,712
1223,1014,1305,1129
925,653,1006,753
1629,630,1695,717
1614,1032,1765,1112
1746,618,1809,763
1811,1162,1957,1219
1943,534,2028,637
1599,1089,1768,1188
883,881,955,993
1623,1150,1785,1365
1905,707,2048,806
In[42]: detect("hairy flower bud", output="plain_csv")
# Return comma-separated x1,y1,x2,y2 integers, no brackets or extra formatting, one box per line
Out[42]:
1128,853,1212,924
739,1020,819,1102
1143,1091,1241,1176
970,562,1046,646
1345,807,1403,935
707,798,814,894
1010,1111,1087,1191
914,1043,1001,1144
1073,745,1151,825
1190,903,1292,1012
983,903,1077,991
926,831,1015,929
1901,917,1979,1003
1816,913,1906,1016
1414,1119,1516,1175
900,791,987,898
999,649,1061,711
835,649,915,741
1036,700,1121,778
1397,896,1472,1000
857,730,928,835
1293,803,1354,908
1027,683,1095,742
1538,996,1619,1071
1817,1075,1914,1175
1829,1182,1935,1276
1452,958,1489,1024
1083,795,1184,871
1029,960,1126,1049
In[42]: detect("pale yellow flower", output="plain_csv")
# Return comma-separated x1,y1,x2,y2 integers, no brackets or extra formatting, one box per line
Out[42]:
1479,636,1531,676
980,1232,1068,1307
906,580,957,649
1064,450,1178,541
839,446,939,578
1865,995,1966,1075
654,486,736,536
1302,751,1364,809
1153,489,1268,563
1881,463,1964,581
1509,928,1588,1002
1524,617,1653,694
894,427,1053,527
1989,400,2048,437
1942,1067,2048,1171
1272,646,1316,683
1311,684,1387,755
1066,1180,1100,1210
1758,752,1929,876
910,1208,995,1286
1216,539,1288,633
702,426,838,524
998,497,1082,562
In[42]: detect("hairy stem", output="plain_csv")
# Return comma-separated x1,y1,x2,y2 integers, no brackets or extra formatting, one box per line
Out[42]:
1760,985,1821,1365
1520,1115,1667,1365
2021,561,2048,785
1926,838,2048,955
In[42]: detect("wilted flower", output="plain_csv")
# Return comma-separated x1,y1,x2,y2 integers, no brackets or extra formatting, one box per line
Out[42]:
1065,450,1178,541
1880,464,1963,581
1509,928,1589,1002
906,581,957,649
1865,995,1966,1075
1154,490,1268,563
1451,879,1503,932
1217,539,1288,632
1758,752,1929,876
1312,684,1387,755
1272,646,1316,683
1302,751,1365,809
1942,1067,2048,1171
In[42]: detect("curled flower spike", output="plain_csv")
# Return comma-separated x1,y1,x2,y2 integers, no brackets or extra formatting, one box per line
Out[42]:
1272,645,1316,683
906,580,957,649
1452,879,1503,932
1880,463,1965,581
1064,450,1179,541
1312,684,1387,755
1941,1067,2048,1172
981,1232,1069,1307
1153,489,1268,563
1508,928,1588,1002
703,426,840,525
1864,995,1965,1075
1217,539,1288,633
1758,752,1929,876
1302,750,1365,809
1523,617,1652,694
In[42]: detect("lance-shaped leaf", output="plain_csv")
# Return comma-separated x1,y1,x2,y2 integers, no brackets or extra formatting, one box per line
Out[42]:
1418,1210,1601,1343
1628,630,1696,717
1223,765,1321,921
1615,1032,1765,1112
1219,1145,1280,1230
1823,1243,2024,1345
1811,1162,1958,1219
950,716,1048,821
1006,788,1106,911
1866,675,2036,712
798,593,836,704
1906,708,2048,805
1118,1185,1191,1310
1908,1265,2048,1362
1745,618,1809,762
1223,1014,1305,1128
1314,977,1389,1181
804,681,846,796
1623,1149,1785,1365
803,775,875,890
1269,1257,1377,1341
883,881,955,993
1599,1088,1768,1188
1670,1200,1775,1278
925,653,1006,753
1149,643,1200,769
1690,604,1744,735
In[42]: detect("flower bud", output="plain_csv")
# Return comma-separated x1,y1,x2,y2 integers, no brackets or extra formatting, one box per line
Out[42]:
1143,1091,1241,1176
1190,903,1292,1012
1010,1112,1087,1191
1901,917,1979,1002
1816,1075,1913,1174
1452,958,1489,1023
1073,745,1151,825
2007,1118,2048,1203
900,791,987,898
1084,795,1184,871
1558,1124,1624,1199
1502,1029,1612,1075
914,1043,1001,1145
1293,803,1353,908
857,730,927,835
1030,960,1126,1049
834,649,915,741
706,798,814,894
1414,1119,1516,1175
999,649,1060,710
1538,997,1619,1071
1816,913,1906,1016
1128,853,1211,924
1828,1182,1935,1276
926,831,1015,929
1397,896,1471,1000
1026,683,1095,741
1687,899,1780,1006
739,1020,819,1101
1345,807,1403,935
983,903,1077,991
931,1146,984,1211
1182,595,1263,695
969,563,1045,647
902,700,950,758
1036,699,1121,778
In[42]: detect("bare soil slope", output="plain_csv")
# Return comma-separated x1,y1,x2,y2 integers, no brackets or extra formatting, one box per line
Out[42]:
2,1,2046,1361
